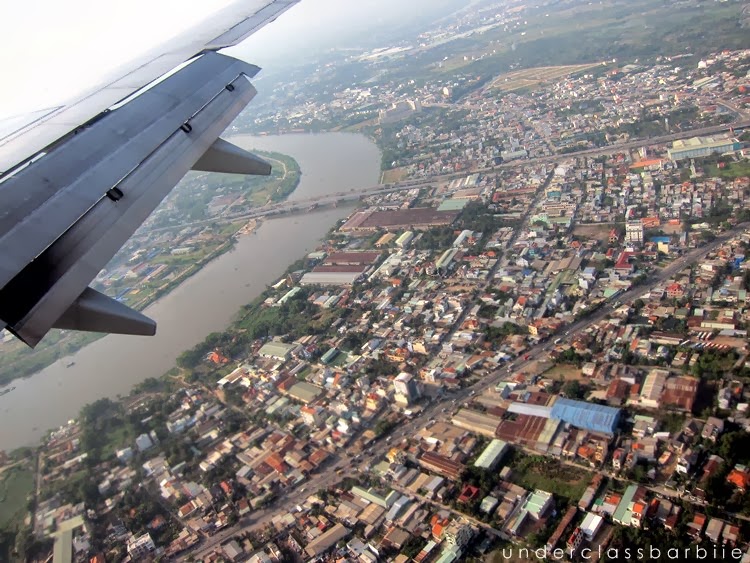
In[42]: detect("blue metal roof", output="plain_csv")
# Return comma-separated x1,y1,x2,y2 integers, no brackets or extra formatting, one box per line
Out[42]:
551,398,621,434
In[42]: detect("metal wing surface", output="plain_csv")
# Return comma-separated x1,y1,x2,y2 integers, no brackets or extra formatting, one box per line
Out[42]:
0,0,299,347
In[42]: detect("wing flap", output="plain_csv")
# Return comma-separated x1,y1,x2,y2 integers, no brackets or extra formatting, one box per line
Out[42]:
51,287,156,336
192,138,272,175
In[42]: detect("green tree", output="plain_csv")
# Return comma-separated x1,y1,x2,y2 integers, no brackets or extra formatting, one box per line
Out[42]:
719,431,750,466
562,380,586,399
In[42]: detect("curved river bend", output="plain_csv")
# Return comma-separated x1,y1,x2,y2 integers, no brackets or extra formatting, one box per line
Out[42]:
0,133,380,451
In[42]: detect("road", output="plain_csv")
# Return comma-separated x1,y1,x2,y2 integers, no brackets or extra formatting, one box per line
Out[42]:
183,224,749,561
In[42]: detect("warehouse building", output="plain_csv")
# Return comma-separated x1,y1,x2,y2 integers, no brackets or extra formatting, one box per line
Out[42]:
340,207,459,232
395,230,414,248
375,233,396,247
507,490,554,537
436,248,460,271
286,381,323,404
437,199,469,212
324,251,381,265
497,399,619,443
258,341,297,360
550,398,621,435
452,408,501,437
667,136,740,160
320,347,340,365
496,403,560,452
522,490,554,520
418,452,464,480
473,439,509,470
580,512,603,540
385,496,411,523
352,486,399,508
300,269,364,286
305,523,351,558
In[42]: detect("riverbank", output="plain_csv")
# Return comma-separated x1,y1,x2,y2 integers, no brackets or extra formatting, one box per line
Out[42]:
0,151,302,390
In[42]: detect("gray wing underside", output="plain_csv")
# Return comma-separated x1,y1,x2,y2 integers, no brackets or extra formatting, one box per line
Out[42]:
0,0,299,347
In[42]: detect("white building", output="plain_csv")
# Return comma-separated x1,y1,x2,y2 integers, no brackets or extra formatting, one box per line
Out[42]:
127,533,155,559
395,231,414,248
580,512,603,540
625,221,643,246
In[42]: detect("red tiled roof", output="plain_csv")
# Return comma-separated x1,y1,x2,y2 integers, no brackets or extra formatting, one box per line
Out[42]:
458,484,481,503
727,468,750,491
629,158,664,169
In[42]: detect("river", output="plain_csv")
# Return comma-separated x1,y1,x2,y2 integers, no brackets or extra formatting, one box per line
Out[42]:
0,132,381,451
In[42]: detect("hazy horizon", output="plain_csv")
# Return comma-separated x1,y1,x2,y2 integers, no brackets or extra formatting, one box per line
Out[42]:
0,0,473,122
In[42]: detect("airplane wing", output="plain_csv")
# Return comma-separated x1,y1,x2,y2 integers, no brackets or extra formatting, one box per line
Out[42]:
0,0,299,347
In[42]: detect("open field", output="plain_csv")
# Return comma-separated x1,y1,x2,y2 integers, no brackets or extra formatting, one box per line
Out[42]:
572,223,617,240
544,364,585,382
341,118,379,133
705,160,750,180
381,167,409,184
520,359,550,377
489,63,602,92
0,467,33,529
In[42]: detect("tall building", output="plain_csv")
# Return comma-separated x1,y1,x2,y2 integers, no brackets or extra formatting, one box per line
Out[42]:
443,522,474,547
394,372,420,403
625,220,643,246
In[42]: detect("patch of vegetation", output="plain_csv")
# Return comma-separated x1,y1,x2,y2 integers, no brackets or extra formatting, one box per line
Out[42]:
374,419,398,438
691,349,738,379
484,322,527,347
176,285,346,375
606,524,694,561
554,346,592,367
660,412,687,435
0,468,33,529
508,450,592,502
248,150,302,205
704,159,750,180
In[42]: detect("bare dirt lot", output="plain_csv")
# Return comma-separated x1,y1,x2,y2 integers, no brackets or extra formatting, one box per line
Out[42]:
661,222,684,235
572,223,617,242
490,63,602,92
382,167,409,183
